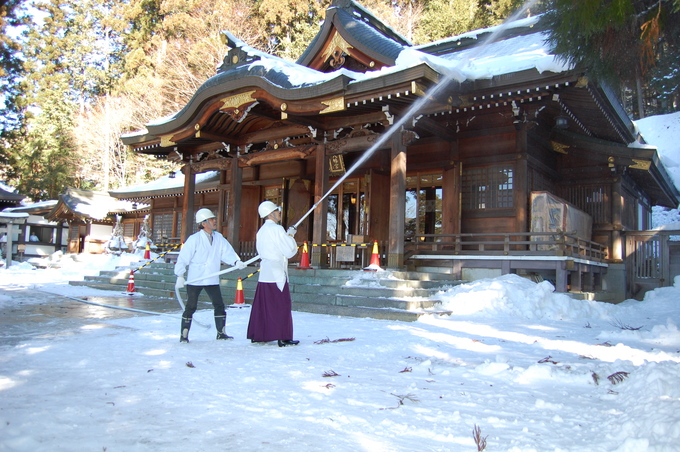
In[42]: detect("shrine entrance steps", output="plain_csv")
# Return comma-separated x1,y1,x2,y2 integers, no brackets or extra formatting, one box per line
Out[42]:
70,262,463,322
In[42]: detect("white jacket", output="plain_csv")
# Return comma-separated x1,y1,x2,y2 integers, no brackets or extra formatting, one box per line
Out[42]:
174,229,240,286
256,219,298,291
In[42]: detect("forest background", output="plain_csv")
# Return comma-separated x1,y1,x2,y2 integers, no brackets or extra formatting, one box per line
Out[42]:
0,0,678,202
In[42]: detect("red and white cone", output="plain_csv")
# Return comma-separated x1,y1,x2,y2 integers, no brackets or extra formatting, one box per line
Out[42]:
364,241,382,271
229,277,249,308
298,241,312,269
234,278,245,305
126,271,136,293
144,243,150,259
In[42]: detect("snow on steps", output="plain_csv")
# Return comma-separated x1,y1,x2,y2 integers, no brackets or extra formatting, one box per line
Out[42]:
69,262,463,322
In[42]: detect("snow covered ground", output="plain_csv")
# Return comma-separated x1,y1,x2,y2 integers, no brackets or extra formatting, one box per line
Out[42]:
1,254,680,452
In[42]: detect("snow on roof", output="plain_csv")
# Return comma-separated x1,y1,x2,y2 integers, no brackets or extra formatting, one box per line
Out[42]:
0,181,17,193
58,189,138,221
437,30,570,79
634,111,680,193
137,14,570,133
110,171,220,196
260,16,566,87
3,200,58,214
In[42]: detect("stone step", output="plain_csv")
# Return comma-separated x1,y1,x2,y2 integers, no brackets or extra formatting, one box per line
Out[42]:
70,263,461,321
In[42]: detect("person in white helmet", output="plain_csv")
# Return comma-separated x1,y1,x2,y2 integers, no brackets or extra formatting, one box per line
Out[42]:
247,200,300,347
174,208,247,343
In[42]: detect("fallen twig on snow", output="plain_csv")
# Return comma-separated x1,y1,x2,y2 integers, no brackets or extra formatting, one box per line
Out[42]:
380,393,419,410
538,355,559,364
607,371,629,385
472,424,488,451
609,318,643,331
314,337,356,344
592,372,600,385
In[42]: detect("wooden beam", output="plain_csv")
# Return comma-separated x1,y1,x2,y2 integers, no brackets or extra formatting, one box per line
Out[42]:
238,145,316,166
194,129,238,145
235,124,312,146
325,132,391,155
413,115,457,141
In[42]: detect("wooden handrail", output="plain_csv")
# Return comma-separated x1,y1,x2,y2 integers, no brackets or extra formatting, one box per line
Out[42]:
405,232,607,261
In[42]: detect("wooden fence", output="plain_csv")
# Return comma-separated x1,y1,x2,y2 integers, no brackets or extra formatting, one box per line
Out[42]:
625,231,680,299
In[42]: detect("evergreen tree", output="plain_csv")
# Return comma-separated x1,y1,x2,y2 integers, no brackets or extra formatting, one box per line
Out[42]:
542,0,680,117
5,0,116,199
0,0,30,180
253,0,331,60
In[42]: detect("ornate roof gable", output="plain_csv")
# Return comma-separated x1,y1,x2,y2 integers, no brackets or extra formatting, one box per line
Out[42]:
297,0,410,73
217,32,261,73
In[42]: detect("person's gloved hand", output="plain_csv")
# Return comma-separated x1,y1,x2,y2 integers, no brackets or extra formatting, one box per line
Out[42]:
235,260,247,270
175,276,185,290
286,226,297,237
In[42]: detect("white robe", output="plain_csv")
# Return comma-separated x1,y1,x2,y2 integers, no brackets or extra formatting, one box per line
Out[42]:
174,229,240,286
256,219,298,291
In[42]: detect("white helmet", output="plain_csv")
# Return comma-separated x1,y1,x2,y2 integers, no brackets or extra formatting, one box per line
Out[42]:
258,200,280,218
195,208,216,224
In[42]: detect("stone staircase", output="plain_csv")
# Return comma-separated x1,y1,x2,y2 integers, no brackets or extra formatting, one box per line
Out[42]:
69,261,463,322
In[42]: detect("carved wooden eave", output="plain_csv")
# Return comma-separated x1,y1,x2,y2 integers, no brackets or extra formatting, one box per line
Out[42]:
189,153,233,173
306,28,384,72
298,0,409,72
238,145,317,166
218,90,259,123
325,131,385,155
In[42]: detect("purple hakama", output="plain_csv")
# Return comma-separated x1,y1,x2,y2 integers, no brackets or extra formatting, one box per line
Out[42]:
246,281,294,342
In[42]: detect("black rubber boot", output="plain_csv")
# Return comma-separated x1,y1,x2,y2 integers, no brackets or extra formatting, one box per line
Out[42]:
215,314,233,340
278,340,300,347
180,317,192,343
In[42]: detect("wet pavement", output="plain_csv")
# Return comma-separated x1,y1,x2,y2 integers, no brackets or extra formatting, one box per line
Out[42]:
0,288,184,347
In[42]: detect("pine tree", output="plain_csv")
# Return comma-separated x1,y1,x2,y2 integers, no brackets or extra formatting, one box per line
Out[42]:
5,0,119,198
0,0,30,180
253,0,331,60
542,0,680,117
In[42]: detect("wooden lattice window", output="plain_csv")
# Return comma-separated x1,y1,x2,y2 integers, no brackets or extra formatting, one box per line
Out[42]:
152,213,173,242
562,185,609,224
462,166,513,210
123,223,135,242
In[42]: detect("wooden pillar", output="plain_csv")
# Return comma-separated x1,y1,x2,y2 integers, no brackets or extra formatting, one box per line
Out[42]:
556,264,568,292
442,162,460,235
181,165,196,241
312,145,329,267
611,177,623,261
226,159,242,252
515,126,529,232
387,129,407,269
443,138,460,235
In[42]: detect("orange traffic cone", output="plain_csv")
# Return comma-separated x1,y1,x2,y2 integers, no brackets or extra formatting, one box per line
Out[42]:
144,243,150,259
364,241,382,271
126,271,136,293
298,241,312,269
233,277,245,305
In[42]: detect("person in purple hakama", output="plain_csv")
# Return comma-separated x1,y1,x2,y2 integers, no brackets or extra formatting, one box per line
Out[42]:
247,201,300,347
